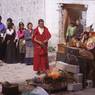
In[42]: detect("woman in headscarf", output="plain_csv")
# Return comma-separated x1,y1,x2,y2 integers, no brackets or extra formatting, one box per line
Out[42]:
24,22,34,65
4,18,16,63
17,22,26,63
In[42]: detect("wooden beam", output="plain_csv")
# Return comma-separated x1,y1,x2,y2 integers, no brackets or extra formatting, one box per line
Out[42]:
59,3,87,11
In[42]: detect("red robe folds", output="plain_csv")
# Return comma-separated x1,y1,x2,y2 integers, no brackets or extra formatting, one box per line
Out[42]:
32,27,51,71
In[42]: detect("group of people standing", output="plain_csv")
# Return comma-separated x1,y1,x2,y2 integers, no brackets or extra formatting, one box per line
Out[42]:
0,16,51,74
0,16,33,65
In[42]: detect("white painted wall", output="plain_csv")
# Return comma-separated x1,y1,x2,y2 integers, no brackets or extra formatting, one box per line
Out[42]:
0,0,58,47
0,0,45,28
45,0,59,47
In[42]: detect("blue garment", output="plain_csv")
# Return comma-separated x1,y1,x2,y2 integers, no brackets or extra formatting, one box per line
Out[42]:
0,22,6,60
0,22,6,33
24,29,34,65
24,29,33,47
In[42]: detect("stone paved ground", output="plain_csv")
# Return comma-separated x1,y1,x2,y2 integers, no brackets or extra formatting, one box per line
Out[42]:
0,63,95,95
0,63,36,83
0,52,95,95
0,52,56,83
51,88,95,95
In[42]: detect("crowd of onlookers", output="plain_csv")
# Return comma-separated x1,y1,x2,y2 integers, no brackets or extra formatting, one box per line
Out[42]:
0,15,51,74
0,16,33,65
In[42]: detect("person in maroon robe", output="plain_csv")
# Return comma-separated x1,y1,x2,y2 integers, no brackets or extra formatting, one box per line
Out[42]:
32,19,51,74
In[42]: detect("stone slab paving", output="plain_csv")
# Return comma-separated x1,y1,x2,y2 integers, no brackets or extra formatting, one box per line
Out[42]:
0,52,56,83
51,88,95,95
0,52,95,95
0,63,95,95
0,63,36,83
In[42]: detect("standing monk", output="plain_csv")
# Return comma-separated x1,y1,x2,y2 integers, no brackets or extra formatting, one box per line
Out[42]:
32,19,51,74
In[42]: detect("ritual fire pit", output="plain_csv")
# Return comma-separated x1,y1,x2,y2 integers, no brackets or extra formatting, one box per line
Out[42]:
42,69,67,93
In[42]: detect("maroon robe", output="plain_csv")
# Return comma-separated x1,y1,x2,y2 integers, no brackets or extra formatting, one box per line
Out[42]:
32,26,51,71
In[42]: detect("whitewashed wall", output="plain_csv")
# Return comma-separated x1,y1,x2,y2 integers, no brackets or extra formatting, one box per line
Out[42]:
45,0,59,47
0,0,45,28
0,0,57,47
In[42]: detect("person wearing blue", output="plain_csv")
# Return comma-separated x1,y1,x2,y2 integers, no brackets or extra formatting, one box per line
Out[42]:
0,16,6,60
24,22,34,65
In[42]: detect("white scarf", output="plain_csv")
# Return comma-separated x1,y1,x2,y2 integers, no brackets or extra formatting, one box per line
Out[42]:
6,29,14,35
38,27,44,35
